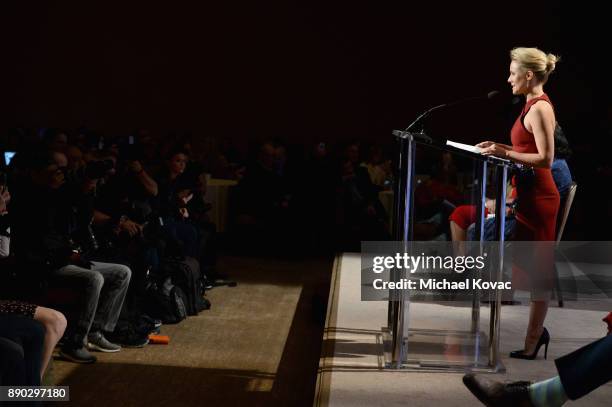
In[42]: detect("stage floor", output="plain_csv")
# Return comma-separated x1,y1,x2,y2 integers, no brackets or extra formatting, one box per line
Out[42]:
315,253,612,407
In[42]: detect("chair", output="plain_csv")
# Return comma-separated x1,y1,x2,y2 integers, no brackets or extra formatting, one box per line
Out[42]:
553,182,578,307
556,182,578,243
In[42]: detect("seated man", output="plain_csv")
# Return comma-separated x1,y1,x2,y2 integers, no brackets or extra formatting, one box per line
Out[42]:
463,327,612,406
10,150,131,363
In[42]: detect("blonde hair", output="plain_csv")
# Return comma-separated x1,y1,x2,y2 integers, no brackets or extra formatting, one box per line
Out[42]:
510,47,560,83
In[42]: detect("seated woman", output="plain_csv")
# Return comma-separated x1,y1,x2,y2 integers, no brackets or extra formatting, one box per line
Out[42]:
155,148,200,257
1,183,67,381
448,181,515,242
0,301,67,385
449,198,496,242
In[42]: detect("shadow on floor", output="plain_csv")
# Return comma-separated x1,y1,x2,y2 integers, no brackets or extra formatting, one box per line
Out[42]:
53,363,280,407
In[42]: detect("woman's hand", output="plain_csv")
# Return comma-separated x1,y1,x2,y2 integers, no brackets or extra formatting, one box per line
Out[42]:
481,143,509,158
476,141,495,149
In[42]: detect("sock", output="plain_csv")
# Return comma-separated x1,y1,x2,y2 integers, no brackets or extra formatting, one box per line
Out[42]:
529,376,568,407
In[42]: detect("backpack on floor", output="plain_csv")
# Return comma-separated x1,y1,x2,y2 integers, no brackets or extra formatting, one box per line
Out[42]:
144,276,188,324
161,256,210,315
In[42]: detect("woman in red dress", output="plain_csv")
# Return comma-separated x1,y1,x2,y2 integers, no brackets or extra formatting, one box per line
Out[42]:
477,47,560,360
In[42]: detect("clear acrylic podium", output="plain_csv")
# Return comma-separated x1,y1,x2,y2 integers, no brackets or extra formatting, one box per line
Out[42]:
383,129,514,372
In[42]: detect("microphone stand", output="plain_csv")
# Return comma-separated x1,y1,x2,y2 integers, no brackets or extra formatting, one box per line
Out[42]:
404,103,446,133
397,91,499,142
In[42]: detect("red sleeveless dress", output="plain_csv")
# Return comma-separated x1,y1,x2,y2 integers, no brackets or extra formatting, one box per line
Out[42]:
511,94,560,241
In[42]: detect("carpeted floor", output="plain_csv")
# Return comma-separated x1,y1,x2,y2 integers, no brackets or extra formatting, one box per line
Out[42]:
50,255,333,406
316,253,612,407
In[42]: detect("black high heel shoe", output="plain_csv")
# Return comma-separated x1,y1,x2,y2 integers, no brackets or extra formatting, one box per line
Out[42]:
509,327,550,360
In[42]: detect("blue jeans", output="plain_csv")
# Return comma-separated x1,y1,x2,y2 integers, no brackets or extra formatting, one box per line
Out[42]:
467,216,516,241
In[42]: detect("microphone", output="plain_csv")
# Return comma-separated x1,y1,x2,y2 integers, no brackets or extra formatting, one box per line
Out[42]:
404,90,499,132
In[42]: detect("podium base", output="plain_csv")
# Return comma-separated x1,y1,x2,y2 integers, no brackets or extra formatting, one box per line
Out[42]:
382,327,505,373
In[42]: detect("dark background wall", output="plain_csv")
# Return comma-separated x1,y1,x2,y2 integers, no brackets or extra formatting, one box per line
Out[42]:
1,1,610,237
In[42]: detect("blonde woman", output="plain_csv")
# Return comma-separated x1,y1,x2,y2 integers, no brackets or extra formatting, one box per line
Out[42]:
477,47,561,360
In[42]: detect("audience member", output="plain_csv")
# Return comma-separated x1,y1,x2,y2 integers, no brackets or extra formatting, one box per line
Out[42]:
336,142,389,247
10,150,132,363
361,145,392,188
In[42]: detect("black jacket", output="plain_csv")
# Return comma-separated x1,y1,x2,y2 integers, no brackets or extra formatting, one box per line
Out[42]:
10,182,92,274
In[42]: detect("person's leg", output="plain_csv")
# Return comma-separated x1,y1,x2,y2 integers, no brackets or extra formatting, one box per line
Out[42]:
163,218,199,258
89,262,131,333
450,220,467,242
33,306,67,380
0,315,44,385
529,376,568,406
464,335,612,406
197,221,218,276
554,334,612,400
463,373,565,407
52,264,104,348
0,336,26,385
524,300,549,354
20,319,45,386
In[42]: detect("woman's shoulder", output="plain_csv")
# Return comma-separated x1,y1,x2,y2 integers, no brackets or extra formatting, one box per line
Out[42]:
526,98,555,119
532,100,554,112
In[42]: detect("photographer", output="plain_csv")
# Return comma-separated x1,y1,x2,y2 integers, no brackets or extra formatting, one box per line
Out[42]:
0,172,10,258
91,148,158,237
184,165,220,282
89,149,161,279
10,150,132,363
126,157,158,197
155,148,200,257
82,149,167,342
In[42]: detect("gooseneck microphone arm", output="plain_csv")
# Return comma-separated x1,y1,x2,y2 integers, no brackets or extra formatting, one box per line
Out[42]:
404,103,447,132
404,90,499,132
